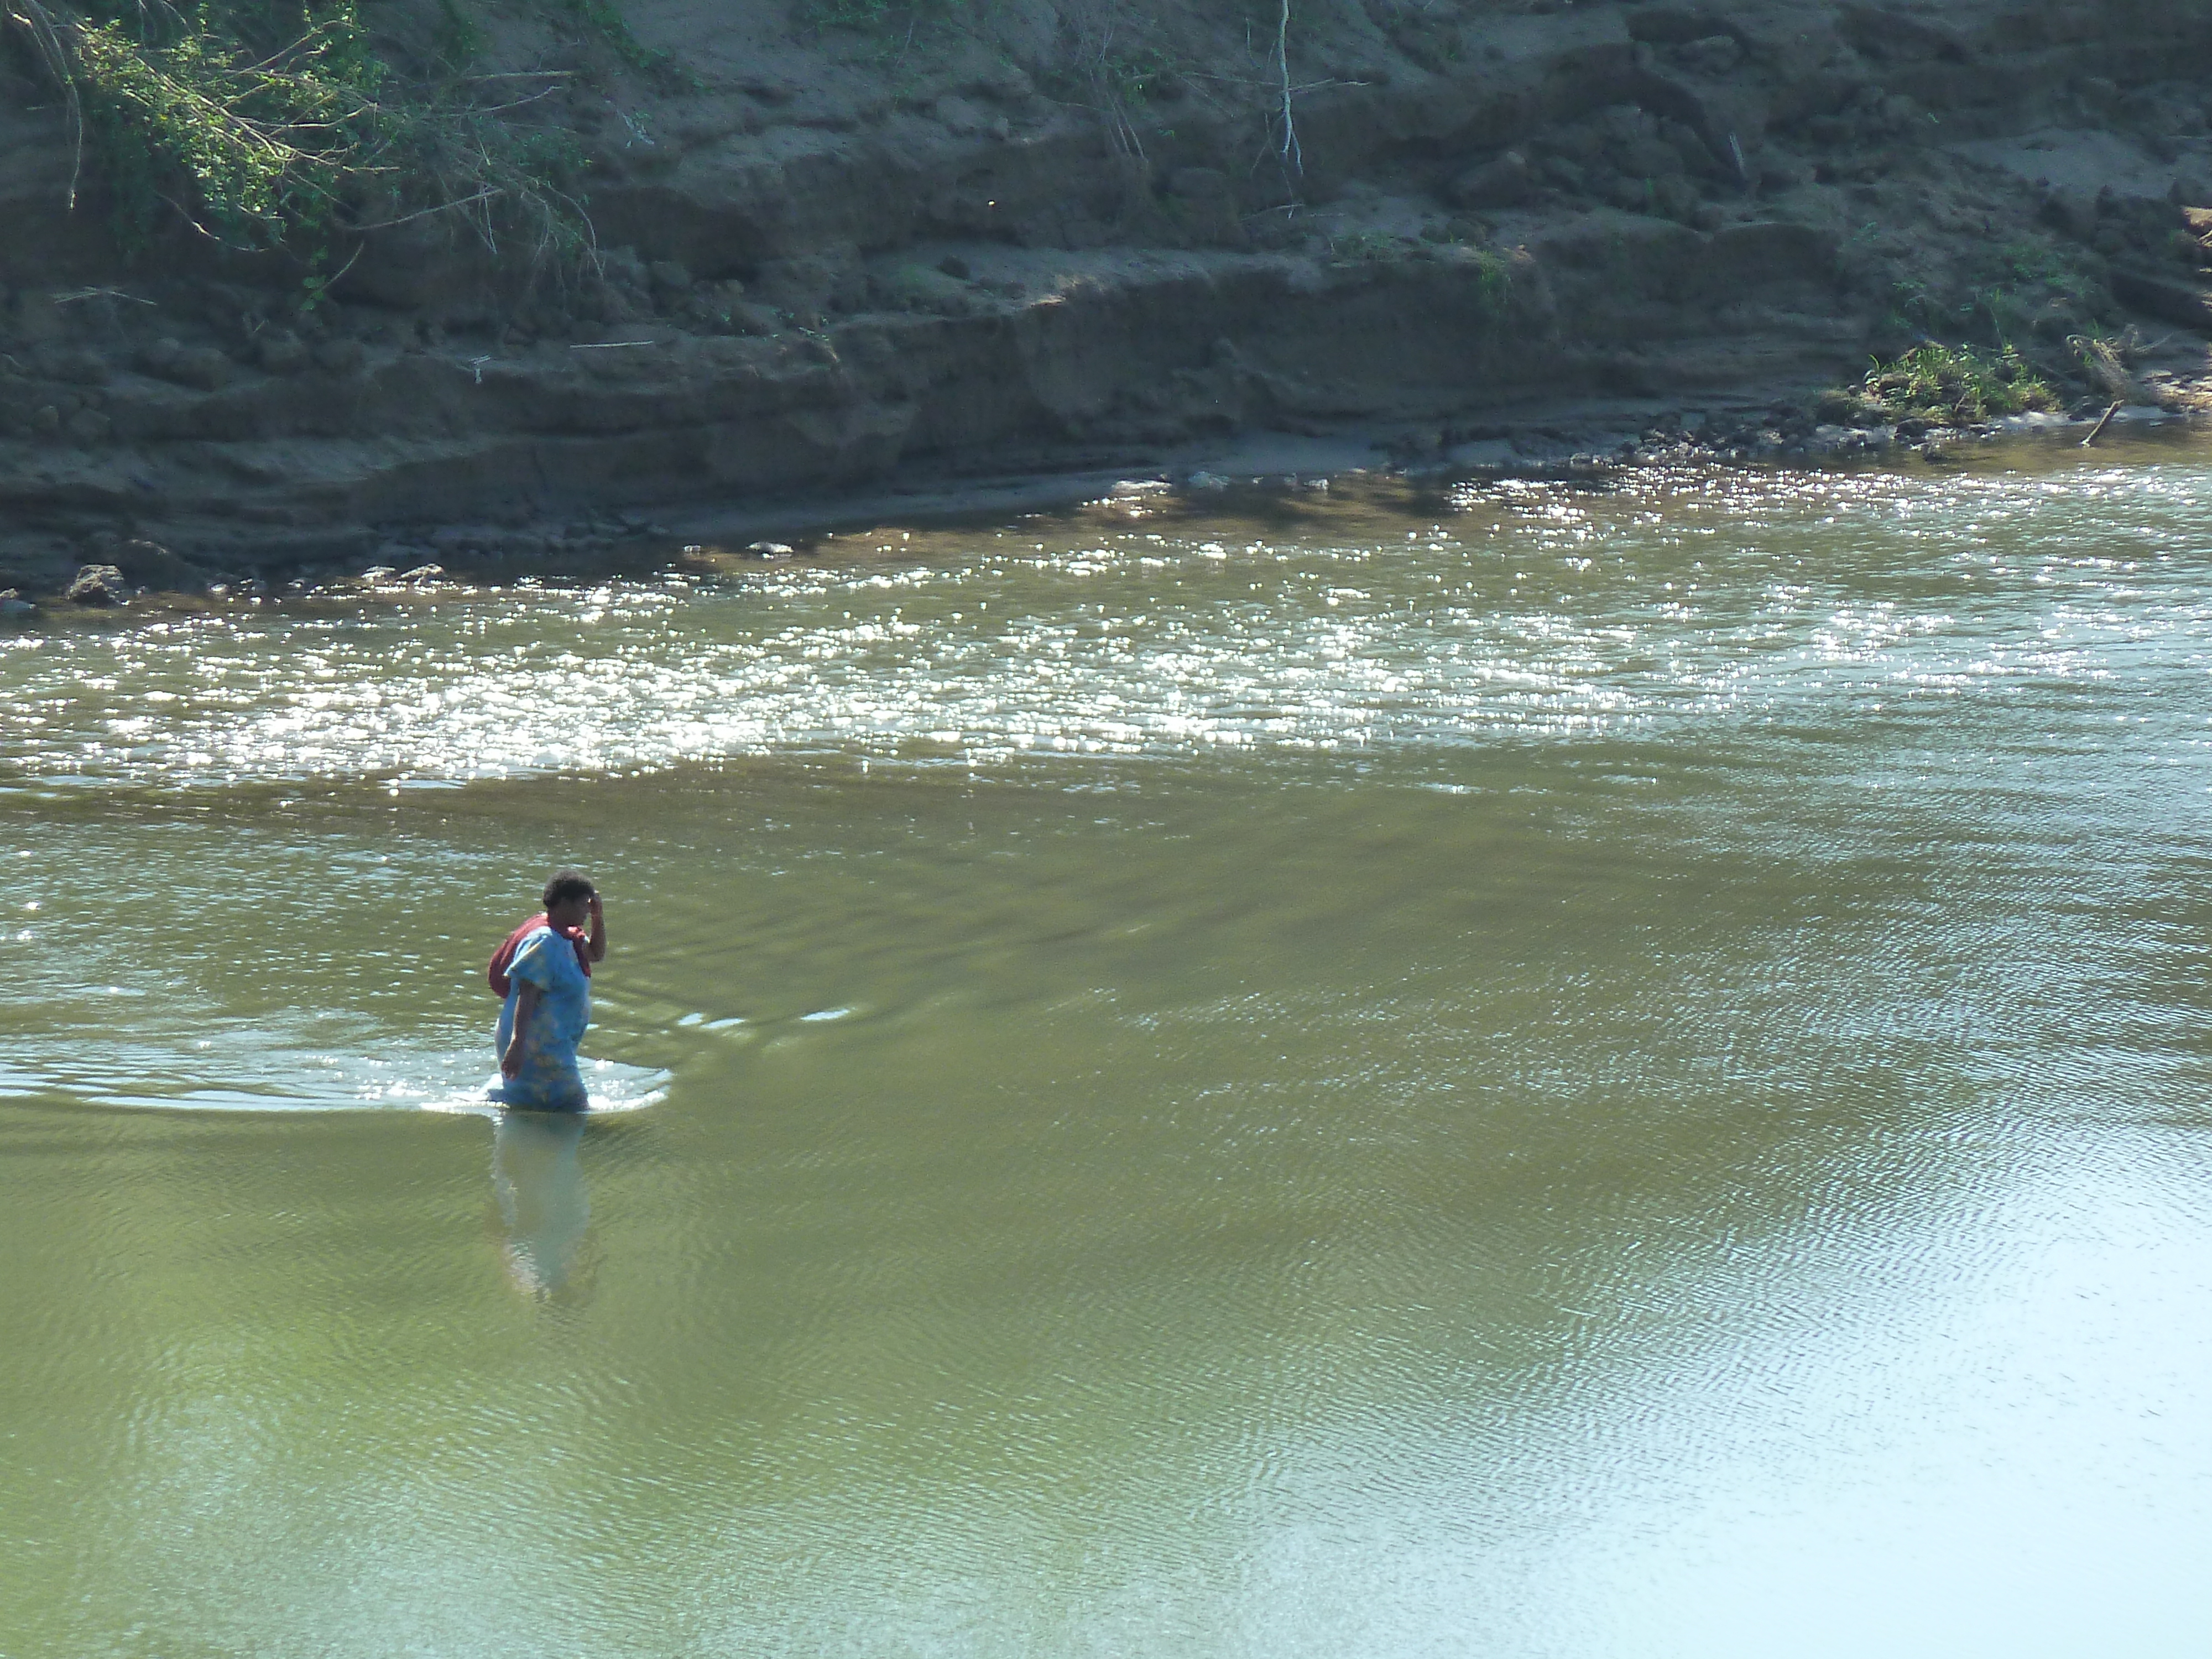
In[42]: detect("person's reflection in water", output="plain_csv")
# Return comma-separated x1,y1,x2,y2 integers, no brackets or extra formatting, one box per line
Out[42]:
492,1108,591,1298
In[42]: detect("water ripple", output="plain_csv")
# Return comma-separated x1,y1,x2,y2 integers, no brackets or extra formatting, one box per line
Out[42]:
3,458,2206,791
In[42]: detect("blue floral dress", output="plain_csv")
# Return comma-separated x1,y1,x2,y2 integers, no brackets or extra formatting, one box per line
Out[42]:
491,925,592,1110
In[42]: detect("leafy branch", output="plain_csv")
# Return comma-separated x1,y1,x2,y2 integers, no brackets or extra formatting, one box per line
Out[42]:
3,0,597,278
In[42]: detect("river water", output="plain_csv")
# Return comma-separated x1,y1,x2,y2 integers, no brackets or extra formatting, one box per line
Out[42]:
3,440,2209,1657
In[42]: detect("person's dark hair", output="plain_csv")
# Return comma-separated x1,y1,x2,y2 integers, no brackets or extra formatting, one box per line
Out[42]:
543,869,596,908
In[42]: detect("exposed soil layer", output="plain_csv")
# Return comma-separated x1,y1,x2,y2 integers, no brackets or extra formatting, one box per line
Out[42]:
7,0,2212,595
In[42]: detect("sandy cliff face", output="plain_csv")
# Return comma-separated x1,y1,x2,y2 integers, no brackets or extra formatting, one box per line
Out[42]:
4,0,2212,588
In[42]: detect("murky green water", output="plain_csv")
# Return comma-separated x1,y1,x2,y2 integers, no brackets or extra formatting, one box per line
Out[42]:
4,446,2210,1657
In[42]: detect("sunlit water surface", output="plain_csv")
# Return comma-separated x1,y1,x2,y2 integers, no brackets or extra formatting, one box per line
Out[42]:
3,447,2210,1657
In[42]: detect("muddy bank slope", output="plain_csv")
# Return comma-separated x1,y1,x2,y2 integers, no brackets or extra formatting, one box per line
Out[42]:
6,0,2212,589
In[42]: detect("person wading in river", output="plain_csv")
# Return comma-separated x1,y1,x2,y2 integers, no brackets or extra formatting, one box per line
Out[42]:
489,870,607,1111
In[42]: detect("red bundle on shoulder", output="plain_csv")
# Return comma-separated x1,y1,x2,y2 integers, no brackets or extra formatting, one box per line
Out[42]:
487,914,593,997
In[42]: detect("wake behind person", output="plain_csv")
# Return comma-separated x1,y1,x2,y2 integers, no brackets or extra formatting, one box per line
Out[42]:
489,870,607,1112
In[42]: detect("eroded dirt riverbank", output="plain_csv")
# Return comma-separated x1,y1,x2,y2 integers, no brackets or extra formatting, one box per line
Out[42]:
6,0,2212,598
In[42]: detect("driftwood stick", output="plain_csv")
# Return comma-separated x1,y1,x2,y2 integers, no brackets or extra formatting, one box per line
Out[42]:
2080,400,2122,447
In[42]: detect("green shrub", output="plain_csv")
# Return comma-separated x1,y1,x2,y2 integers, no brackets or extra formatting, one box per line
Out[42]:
563,0,665,75
6,0,596,277
55,0,385,248
1841,342,2058,425
1466,243,1510,314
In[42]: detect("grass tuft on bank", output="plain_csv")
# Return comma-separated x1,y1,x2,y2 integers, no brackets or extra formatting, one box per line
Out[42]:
1823,342,2059,428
